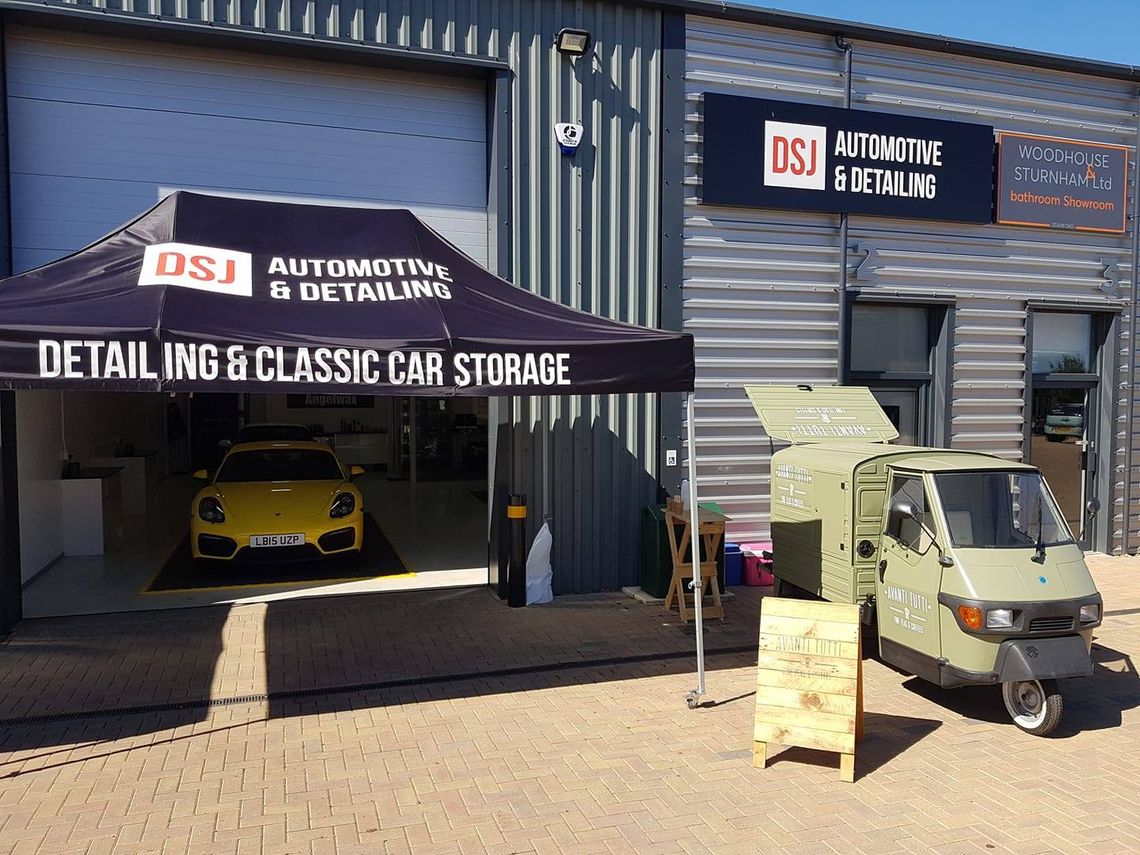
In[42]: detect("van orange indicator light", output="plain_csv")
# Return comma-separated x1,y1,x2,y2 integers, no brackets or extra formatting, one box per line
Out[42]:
958,605,983,630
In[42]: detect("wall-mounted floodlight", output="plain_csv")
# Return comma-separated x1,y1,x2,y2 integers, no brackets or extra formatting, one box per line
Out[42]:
555,27,591,56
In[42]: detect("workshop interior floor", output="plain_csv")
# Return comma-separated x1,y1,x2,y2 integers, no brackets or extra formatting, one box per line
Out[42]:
20,473,489,618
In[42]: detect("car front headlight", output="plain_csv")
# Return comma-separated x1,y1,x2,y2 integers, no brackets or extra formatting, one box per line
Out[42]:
330,492,356,519
198,497,225,524
985,608,1014,629
1079,603,1100,623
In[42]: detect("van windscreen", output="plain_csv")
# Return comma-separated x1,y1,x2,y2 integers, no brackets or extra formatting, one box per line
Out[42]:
933,472,1072,549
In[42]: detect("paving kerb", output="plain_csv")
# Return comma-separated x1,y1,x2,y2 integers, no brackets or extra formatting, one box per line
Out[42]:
0,554,1135,852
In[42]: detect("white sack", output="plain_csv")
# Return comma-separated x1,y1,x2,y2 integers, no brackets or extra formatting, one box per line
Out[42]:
525,522,554,605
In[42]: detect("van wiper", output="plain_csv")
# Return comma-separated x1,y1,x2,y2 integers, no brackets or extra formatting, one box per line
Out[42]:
1031,498,1046,564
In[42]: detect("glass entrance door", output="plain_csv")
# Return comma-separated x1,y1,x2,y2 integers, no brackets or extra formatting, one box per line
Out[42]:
1028,310,1104,550
1030,387,1090,545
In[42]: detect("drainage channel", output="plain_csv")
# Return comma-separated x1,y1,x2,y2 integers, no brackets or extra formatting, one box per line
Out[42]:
0,645,757,728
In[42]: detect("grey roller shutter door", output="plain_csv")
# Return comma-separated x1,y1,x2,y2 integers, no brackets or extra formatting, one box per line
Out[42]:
6,27,488,273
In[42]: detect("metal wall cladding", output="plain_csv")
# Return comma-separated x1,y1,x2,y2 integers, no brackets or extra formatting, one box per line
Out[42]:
685,15,1137,550
500,5,663,594
42,0,664,591
499,3,661,594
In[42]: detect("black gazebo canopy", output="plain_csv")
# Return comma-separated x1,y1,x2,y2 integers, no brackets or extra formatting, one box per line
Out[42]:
0,192,694,396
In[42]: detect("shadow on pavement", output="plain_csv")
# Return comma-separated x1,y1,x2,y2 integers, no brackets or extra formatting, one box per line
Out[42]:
899,641,1139,737
1058,642,1139,734
901,678,1009,725
766,711,940,779
0,718,262,779
263,644,759,721
0,607,229,752
260,584,765,721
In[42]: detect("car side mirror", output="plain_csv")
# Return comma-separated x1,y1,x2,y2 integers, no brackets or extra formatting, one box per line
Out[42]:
349,465,365,478
1086,497,1101,517
217,439,232,449
192,469,210,481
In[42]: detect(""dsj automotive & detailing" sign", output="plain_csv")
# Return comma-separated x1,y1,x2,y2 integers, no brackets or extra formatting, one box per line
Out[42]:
701,94,995,223
996,132,1128,234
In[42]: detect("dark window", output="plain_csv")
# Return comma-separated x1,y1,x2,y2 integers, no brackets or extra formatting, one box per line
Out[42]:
850,305,930,373
217,449,342,483
234,424,313,444
886,475,927,551
848,302,943,446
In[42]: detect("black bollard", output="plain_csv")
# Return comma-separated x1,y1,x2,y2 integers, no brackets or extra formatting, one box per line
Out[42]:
507,494,527,607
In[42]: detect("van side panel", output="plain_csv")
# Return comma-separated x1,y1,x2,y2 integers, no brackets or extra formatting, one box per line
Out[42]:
769,450,826,598
853,460,889,602
770,447,860,605
817,470,852,603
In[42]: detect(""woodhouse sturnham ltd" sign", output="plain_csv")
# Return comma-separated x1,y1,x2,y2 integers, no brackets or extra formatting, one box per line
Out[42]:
996,132,1128,234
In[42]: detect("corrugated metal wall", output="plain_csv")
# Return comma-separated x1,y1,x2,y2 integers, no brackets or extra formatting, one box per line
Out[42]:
684,15,1138,552
31,0,663,591
505,4,663,593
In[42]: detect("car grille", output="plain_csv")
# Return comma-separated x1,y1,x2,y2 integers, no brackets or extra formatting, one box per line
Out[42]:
197,534,237,558
1029,616,1075,633
318,528,356,553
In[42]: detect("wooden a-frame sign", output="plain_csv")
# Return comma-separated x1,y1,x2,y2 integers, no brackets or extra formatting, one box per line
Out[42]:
753,597,864,782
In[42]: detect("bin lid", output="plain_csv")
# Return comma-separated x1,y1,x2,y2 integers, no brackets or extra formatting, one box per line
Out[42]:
745,384,899,444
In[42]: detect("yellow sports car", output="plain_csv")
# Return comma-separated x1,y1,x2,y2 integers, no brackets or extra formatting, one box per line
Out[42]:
191,440,365,561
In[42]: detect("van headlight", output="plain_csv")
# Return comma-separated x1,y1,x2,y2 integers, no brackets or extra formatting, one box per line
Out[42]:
1079,603,1100,623
330,492,356,519
985,608,1014,629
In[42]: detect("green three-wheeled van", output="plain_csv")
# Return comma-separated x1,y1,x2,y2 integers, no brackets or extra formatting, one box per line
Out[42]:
749,385,1103,736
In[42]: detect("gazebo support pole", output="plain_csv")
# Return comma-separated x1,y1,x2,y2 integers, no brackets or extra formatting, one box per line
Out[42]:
542,396,551,522
409,397,417,484
685,391,705,708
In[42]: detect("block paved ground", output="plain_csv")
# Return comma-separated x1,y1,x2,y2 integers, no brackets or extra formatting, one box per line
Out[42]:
0,554,1137,854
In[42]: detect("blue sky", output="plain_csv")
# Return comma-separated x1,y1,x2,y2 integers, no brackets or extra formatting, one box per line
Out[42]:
737,1,1137,66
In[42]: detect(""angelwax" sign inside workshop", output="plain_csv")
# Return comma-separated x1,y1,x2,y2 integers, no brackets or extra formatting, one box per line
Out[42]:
701,94,995,223
996,132,1129,234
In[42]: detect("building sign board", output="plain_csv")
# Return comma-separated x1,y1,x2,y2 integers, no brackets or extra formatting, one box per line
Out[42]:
996,132,1128,234
702,94,995,223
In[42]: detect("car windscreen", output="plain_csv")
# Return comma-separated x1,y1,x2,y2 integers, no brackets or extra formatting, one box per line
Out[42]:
934,471,1073,549
234,425,313,444
217,449,342,483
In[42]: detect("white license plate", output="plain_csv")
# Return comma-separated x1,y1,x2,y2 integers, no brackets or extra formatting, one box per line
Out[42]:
250,533,305,548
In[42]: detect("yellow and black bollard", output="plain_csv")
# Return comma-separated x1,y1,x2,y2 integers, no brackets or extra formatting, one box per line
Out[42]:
507,494,527,607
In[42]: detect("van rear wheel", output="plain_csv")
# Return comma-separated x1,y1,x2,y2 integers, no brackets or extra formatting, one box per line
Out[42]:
1002,679,1063,736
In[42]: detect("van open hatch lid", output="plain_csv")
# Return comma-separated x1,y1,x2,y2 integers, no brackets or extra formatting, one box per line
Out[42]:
745,384,899,444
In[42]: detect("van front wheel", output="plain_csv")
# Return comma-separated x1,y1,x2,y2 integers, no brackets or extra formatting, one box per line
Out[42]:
1001,679,1063,736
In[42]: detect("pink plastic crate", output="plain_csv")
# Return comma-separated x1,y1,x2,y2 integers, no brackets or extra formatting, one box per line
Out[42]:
739,541,774,587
